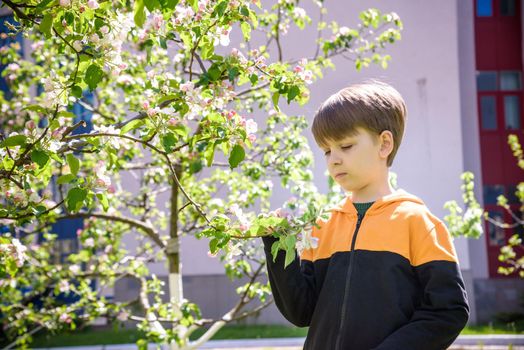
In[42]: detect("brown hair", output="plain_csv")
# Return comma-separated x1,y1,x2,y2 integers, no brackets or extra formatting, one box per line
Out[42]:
311,80,407,166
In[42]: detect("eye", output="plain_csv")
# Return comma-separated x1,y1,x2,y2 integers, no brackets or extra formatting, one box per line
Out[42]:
341,145,353,150
323,150,331,156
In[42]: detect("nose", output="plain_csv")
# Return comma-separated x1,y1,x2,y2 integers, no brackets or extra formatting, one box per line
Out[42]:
327,151,342,166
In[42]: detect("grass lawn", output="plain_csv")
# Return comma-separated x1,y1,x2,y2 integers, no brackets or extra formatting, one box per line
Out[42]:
23,322,524,348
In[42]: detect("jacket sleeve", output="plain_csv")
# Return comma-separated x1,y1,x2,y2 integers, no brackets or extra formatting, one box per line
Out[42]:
372,221,469,350
262,235,318,327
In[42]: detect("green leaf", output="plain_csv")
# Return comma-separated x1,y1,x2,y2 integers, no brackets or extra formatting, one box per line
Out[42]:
165,0,179,10
96,193,109,212
240,22,251,41
84,64,104,91
39,13,53,39
37,0,54,9
134,0,146,27
1,135,27,148
23,105,48,113
272,92,280,111
271,241,279,262
58,110,76,119
57,174,77,185
66,153,80,176
180,31,192,48
144,0,161,12
213,0,228,17
209,238,219,254
66,187,87,212
120,119,143,135
161,132,177,152
284,237,296,268
204,142,216,167
190,159,203,174
228,67,239,82
228,144,245,169
287,85,300,103
208,64,222,81
31,149,50,168
71,86,83,99
2,157,14,170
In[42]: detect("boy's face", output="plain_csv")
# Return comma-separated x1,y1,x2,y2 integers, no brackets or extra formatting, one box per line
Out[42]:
321,127,388,193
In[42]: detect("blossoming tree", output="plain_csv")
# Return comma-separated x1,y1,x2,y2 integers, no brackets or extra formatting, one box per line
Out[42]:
0,0,402,348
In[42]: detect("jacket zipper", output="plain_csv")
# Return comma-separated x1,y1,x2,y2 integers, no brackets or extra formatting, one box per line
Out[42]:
334,213,364,350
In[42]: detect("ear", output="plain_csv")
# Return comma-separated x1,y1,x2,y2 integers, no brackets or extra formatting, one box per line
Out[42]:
378,130,394,159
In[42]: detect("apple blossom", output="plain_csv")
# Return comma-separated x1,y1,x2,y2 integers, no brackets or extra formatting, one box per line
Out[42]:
245,119,258,134
180,81,194,92
72,40,83,52
84,237,95,248
293,7,307,19
59,0,70,7
87,0,99,9
89,33,100,44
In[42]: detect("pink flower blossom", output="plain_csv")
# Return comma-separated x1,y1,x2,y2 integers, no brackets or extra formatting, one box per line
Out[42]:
248,134,256,143
25,120,36,131
59,0,71,6
59,313,72,323
87,0,99,9
152,14,164,31
180,81,194,92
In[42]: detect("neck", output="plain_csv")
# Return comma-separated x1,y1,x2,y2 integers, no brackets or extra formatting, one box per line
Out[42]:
351,172,394,203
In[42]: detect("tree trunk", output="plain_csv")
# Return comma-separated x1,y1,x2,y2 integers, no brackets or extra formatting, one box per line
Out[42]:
168,164,183,350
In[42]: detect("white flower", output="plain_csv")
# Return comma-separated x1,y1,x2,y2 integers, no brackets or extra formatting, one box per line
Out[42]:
338,26,350,36
6,63,20,72
58,280,70,293
69,264,81,274
87,0,99,9
296,230,319,253
89,33,100,44
59,0,71,6
245,119,258,134
28,191,41,203
180,81,194,92
293,7,307,19
84,237,95,248
299,69,313,84
117,310,129,321
72,40,83,52
10,238,27,267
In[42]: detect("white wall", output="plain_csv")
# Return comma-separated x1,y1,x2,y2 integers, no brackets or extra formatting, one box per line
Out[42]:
121,0,476,275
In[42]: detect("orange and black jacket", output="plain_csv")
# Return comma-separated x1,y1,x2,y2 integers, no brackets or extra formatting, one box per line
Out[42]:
262,191,469,350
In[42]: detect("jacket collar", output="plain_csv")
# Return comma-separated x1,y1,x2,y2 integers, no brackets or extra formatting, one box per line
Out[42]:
332,189,425,216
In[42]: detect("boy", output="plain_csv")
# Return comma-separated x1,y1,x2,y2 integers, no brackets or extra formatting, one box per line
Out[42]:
262,81,469,350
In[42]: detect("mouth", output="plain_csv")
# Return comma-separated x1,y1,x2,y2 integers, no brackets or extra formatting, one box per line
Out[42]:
334,173,347,179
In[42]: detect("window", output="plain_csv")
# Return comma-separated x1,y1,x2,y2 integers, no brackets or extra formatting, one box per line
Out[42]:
483,184,505,204
504,95,521,129
500,0,517,16
487,211,505,246
480,95,497,130
501,71,522,91
0,15,24,99
477,71,498,91
507,184,522,204
71,90,95,134
477,0,493,16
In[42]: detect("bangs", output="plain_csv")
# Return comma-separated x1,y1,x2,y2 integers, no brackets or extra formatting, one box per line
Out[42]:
311,94,363,148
